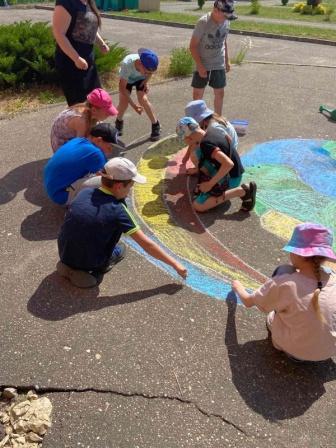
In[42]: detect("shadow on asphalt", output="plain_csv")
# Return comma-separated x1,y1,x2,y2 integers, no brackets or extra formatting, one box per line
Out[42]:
27,272,183,321
224,293,336,420
142,174,250,231
0,158,65,241
124,136,152,152
0,159,49,205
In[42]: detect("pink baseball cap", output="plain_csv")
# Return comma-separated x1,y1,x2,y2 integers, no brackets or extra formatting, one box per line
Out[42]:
87,88,118,116
283,223,336,260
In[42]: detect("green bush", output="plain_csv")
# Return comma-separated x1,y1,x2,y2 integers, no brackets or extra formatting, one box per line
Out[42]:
292,2,305,11
250,0,261,14
168,48,194,77
95,42,128,73
0,21,57,89
324,3,335,20
281,0,289,5
197,0,205,9
0,21,128,90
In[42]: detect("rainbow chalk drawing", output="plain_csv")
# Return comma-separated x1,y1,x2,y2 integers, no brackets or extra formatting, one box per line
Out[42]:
127,137,336,301
241,139,336,250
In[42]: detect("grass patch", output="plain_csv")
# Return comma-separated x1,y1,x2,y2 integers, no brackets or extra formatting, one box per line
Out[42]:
230,37,252,64
172,3,336,22
110,10,336,40
230,19,336,40
235,4,336,22
109,10,198,25
0,85,63,117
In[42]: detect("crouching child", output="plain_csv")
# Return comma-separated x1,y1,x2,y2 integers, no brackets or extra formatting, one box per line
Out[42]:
176,116,256,213
57,157,187,288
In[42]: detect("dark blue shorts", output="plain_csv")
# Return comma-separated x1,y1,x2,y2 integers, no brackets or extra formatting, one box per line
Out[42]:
126,79,146,93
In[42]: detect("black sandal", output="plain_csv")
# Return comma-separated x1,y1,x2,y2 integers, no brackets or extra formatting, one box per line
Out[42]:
240,181,257,212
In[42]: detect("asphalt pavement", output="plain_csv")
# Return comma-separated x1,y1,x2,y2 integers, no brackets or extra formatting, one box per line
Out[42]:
0,8,336,448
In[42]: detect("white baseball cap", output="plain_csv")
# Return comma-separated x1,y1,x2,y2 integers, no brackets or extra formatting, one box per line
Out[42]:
102,157,146,184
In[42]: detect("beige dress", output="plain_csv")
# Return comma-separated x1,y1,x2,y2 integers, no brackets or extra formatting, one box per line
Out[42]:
50,108,83,152
251,270,336,361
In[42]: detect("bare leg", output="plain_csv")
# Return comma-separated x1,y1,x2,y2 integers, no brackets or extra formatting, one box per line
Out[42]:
137,91,157,124
213,87,225,116
193,186,245,213
192,87,205,101
116,92,129,120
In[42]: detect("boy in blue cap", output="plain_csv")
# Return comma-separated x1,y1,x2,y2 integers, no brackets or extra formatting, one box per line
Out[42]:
115,48,161,141
189,0,236,116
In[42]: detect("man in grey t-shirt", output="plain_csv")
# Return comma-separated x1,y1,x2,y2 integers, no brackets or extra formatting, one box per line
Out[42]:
189,0,236,116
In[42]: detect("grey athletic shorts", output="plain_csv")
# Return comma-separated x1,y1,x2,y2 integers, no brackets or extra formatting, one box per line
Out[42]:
191,69,226,89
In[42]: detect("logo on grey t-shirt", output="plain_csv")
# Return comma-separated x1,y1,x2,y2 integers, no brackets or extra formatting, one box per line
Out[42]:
205,28,228,50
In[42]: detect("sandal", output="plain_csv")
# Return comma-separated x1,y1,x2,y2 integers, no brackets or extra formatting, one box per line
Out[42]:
240,181,257,212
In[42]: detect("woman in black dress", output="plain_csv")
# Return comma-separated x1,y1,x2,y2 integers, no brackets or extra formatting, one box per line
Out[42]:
52,0,109,105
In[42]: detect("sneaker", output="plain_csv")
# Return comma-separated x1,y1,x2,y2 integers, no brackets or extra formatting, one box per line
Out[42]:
98,242,126,273
150,121,161,142
56,261,98,288
115,118,124,136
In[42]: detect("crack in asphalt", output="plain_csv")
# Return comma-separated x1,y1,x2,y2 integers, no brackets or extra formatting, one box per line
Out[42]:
1,385,248,436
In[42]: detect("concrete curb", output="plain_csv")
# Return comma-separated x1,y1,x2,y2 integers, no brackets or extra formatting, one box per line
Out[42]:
35,5,336,47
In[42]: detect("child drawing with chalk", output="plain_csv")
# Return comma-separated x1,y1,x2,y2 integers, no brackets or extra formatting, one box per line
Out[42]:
57,157,187,288
232,223,336,362
176,116,256,213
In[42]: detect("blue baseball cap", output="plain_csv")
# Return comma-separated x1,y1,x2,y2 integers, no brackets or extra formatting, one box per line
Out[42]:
185,100,214,124
138,48,159,71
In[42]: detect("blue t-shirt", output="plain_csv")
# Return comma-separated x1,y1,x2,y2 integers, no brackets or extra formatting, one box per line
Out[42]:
44,137,107,205
58,187,139,271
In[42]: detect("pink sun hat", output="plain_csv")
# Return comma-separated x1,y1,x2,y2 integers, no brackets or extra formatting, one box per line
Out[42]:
87,88,118,116
283,222,336,260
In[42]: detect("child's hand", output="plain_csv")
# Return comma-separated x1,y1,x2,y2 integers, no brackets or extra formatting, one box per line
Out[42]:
186,167,198,175
197,65,207,78
175,264,188,279
198,181,212,193
100,42,110,54
231,280,254,307
232,280,242,293
134,105,143,115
